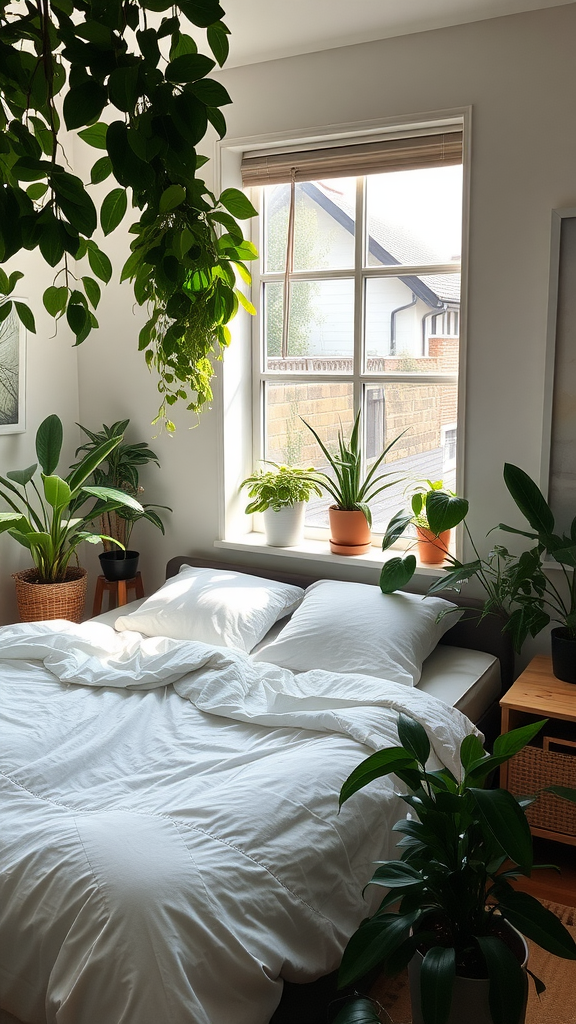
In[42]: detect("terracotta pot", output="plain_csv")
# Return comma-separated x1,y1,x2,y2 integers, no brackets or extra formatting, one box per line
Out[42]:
409,921,528,1024
12,567,87,623
263,503,306,547
328,507,371,555
416,526,451,564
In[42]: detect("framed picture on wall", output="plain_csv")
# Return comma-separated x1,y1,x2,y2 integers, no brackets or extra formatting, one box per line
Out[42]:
0,302,26,434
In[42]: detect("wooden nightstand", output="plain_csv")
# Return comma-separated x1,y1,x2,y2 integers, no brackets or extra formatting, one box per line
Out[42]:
500,655,576,846
92,572,145,616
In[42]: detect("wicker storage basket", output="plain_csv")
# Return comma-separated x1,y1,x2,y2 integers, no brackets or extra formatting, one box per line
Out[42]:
508,741,576,837
12,567,87,623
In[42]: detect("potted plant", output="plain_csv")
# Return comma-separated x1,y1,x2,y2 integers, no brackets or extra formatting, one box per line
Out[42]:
240,461,322,547
302,411,404,555
379,464,576,682
335,713,576,1024
74,420,171,580
404,479,455,565
0,414,143,621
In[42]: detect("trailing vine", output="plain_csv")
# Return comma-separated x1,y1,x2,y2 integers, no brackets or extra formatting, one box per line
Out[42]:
0,0,257,428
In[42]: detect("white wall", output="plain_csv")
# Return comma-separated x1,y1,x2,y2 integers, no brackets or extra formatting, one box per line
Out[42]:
0,250,80,624
1,3,574,658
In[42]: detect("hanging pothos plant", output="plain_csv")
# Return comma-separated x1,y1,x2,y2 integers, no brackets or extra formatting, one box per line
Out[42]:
0,0,257,428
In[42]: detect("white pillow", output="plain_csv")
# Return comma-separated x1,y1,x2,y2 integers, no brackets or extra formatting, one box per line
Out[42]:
114,566,304,653
251,579,462,685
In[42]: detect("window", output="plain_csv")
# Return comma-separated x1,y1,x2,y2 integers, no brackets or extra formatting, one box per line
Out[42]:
242,124,464,536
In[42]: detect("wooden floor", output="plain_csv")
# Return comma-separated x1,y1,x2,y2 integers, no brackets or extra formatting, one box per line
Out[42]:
514,836,576,905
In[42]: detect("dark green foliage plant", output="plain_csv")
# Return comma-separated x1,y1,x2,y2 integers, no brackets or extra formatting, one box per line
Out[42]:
240,461,322,513
379,464,576,650
335,714,576,1024
74,418,171,547
0,413,143,581
0,0,257,428
302,410,404,527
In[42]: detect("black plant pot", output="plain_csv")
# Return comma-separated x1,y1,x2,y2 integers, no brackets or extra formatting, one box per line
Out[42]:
551,627,576,684
99,550,140,582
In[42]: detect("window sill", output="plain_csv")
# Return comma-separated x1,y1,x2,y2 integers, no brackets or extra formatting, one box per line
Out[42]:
214,533,453,578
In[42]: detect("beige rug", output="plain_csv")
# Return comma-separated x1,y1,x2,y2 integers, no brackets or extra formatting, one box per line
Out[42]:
369,900,576,1024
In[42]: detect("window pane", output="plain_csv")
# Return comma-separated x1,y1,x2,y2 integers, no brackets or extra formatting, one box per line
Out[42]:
364,274,460,372
263,178,356,274
365,165,463,266
264,279,355,370
264,381,354,527
366,381,458,534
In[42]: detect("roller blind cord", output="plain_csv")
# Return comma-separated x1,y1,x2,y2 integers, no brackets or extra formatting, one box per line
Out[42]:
281,168,296,360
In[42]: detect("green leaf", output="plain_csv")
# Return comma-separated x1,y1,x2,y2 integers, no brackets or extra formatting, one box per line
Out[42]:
43,286,68,317
207,21,230,66
26,182,48,201
340,748,418,807
190,78,232,107
338,912,420,988
52,171,97,237
81,485,144,512
235,289,256,315
475,935,527,1024
332,998,381,1024
159,184,186,213
81,277,101,309
469,787,533,870
369,861,423,888
547,785,576,804
6,465,36,486
497,889,576,959
42,474,71,510
379,555,417,594
460,733,486,772
219,187,258,219
78,123,108,150
165,53,216,83
36,414,63,475
169,32,198,60
397,713,430,767
420,946,455,1024
90,156,113,185
14,302,36,333
63,80,107,131
426,491,469,535
108,64,141,114
492,719,547,760
67,435,123,494
503,463,555,537
87,245,113,283
100,188,128,235
179,0,225,28
382,509,413,550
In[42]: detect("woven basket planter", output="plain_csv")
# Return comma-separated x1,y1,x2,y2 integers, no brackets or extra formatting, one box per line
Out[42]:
508,742,576,837
12,567,88,623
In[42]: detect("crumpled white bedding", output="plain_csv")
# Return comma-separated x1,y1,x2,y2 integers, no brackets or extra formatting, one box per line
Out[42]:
0,620,477,1024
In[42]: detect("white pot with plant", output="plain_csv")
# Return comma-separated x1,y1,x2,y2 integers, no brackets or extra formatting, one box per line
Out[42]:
241,462,322,547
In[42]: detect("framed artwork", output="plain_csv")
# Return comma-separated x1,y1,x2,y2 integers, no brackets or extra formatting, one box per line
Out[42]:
0,302,26,434
542,208,576,533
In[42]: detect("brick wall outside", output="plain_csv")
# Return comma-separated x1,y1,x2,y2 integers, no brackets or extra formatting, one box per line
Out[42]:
266,335,458,470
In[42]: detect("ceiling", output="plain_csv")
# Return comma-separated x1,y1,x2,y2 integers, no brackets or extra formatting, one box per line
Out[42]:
223,0,573,67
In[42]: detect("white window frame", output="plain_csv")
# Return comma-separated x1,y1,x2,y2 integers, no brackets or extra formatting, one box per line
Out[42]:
217,109,471,561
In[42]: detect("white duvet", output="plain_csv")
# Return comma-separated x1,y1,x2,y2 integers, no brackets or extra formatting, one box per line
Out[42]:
0,620,477,1024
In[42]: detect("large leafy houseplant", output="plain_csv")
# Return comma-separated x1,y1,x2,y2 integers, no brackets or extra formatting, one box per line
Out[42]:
379,464,576,654
335,714,576,1024
0,0,257,428
74,419,171,549
0,414,143,582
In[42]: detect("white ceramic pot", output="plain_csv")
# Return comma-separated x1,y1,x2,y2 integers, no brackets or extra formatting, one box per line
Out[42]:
263,502,306,547
408,923,528,1024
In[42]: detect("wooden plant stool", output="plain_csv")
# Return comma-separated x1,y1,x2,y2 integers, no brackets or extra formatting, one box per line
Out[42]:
92,572,145,616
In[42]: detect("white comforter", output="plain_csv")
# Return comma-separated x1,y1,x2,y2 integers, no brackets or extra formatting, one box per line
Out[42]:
0,621,476,1024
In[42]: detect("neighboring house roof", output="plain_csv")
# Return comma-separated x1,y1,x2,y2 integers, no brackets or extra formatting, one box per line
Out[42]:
300,181,460,307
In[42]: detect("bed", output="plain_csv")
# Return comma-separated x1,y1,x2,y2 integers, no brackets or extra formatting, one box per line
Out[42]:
0,557,513,1024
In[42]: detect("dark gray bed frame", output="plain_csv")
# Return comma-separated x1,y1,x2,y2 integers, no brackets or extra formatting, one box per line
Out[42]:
166,555,514,1024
